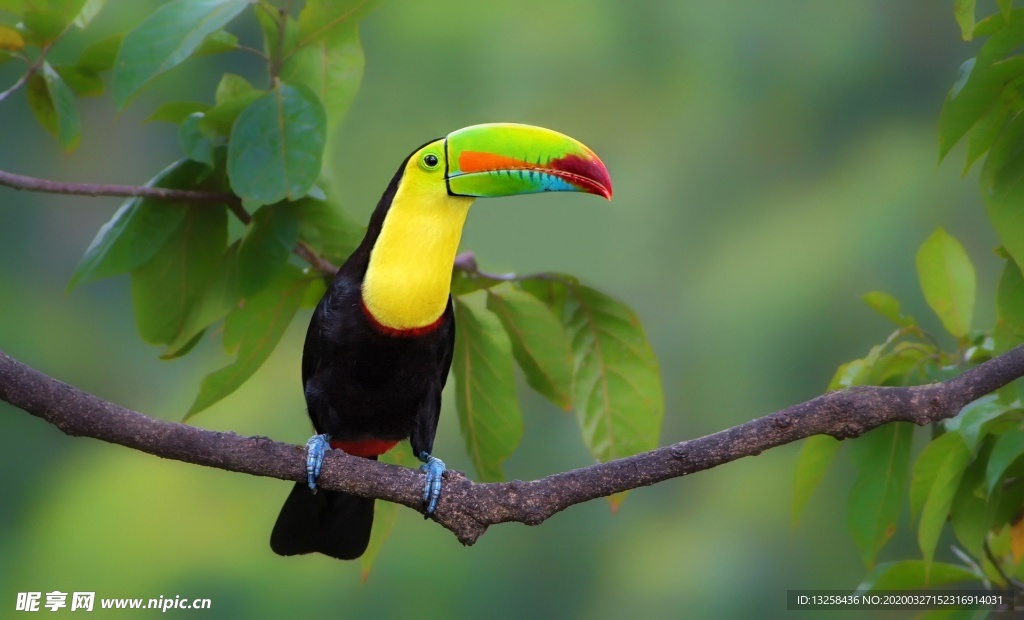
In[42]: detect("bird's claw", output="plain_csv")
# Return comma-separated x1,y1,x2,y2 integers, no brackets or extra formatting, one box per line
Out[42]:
418,451,446,514
306,434,330,492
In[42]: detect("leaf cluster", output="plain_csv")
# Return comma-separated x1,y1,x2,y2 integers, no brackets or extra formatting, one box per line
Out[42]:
793,2,1024,605
0,0,667,570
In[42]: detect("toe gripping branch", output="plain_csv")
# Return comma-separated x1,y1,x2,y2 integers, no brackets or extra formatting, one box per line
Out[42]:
306,434,330,492
419,451,446,514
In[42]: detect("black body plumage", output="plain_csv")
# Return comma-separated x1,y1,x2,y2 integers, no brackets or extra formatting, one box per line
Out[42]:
270,152,455,560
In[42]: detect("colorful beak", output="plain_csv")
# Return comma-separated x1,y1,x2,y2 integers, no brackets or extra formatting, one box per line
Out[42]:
444,123,612,200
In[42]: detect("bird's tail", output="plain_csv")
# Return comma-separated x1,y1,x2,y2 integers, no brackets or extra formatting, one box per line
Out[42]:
270,480,375,560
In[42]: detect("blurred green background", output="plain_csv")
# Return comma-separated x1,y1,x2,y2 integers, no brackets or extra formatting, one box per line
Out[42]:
0,1,999,618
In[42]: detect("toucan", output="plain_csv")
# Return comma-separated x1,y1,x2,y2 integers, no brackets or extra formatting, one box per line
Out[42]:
270,123,612,560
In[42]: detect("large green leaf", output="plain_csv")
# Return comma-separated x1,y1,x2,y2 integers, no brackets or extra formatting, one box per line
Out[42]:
791,435,842,527
281,20,364,128
938,56,1024,161
452,296,523,482
187,265,309,417
847,422,913,567
563,284,663,467
909,432,972,568
996,259,1024,356
227,82,327,206
112,0,249,108
296,0,381,46
857,560,981,591
916,228,976,340
236,202,301,296
486,286,574,410
130,204,227,345
944,395,1011,451
26,61,80,151
985,427,1024,494
69,160,211,289
950,444,993,558
518,276,571,322
21,0,86,43
162,241,241,359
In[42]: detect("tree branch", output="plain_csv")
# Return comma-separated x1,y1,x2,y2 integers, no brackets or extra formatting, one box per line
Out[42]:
3,344,1024,546
0,168,345,276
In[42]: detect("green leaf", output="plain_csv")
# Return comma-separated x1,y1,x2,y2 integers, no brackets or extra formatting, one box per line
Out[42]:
227,82,327,206
861,291,915,327
486,286,574,410
954,0,976,41
963,88,1017,174
214,72,252,105
130,204,227,345
162,241,241,359
22,0,85,42
72,0,104,28
452,296,524,482
69,160,210,289
998,0,1014,22
53,65,103,97
945,395,1010,451
981,110,1024,271
146,100,210,124
792,435,842,527
77,33,122,71
255,1,299,60
451,268,507,297
564,284,663,468
26,62,80,151
857,560,980,591
236,202,301,296
282,20,364,128
986,427,1024,494
178,112,215,167
938,56,1024,161
198,89,262,137
296,0,381,46
194,28,237,56
910,432,972,568
519,277,573,322
996,259,1024,356
847,422,913,567
293,196,363,264
951,444,993,557
0,24,24,50
916,228,976,340
187,265,308,416
112,0,249,108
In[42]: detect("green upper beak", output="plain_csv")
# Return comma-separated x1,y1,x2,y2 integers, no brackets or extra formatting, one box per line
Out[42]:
444,123,612,200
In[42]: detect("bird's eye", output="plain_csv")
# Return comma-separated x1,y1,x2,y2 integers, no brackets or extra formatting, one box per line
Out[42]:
422,153,439,169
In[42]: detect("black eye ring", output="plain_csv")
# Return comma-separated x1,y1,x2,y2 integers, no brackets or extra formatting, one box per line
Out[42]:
423,153,439,168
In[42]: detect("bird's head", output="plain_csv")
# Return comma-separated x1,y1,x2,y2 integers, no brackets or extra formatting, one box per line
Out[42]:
396,122,612,203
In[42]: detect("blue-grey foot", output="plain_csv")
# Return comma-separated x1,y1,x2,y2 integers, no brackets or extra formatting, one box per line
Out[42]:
305,434,331,491
418,451,446,514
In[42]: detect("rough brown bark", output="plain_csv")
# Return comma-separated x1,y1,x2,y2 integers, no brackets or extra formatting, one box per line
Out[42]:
3,345,1023,545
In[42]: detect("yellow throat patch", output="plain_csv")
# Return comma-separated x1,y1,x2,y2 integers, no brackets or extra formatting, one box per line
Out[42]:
362,146,474,330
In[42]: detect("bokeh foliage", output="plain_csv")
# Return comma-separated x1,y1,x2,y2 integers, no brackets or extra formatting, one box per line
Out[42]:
0,0,663,571
792,2,1024,611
